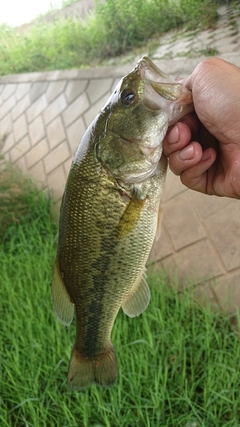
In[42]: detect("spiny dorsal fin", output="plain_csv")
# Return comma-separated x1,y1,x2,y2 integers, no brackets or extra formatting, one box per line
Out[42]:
122,269,150,318
52,258,74,326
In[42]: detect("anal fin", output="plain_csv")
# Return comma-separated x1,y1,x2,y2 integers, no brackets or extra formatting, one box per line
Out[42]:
122,269,150,318
52,258,74,326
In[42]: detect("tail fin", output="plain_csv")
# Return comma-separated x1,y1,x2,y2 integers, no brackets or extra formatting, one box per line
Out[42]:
67,343,118,390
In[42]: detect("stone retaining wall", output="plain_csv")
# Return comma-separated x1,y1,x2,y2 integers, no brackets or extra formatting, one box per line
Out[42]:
0,59,240,312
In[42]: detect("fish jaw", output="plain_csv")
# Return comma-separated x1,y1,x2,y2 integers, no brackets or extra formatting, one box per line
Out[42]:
96,56,192,185
137,56,193,124
52,57,178,391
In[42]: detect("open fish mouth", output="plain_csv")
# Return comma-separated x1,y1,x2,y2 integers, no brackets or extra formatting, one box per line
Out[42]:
137,56,183,101
136,56,193,121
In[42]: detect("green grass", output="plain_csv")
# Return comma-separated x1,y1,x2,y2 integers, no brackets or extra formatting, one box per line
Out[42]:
1,165,240,426
0,0,219,76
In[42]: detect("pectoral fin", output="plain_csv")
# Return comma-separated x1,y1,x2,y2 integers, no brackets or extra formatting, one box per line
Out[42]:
118,191,146,239
52,258,74,326
122,269,150,318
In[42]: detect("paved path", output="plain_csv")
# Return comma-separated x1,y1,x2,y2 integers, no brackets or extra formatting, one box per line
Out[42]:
1,3,240,313
146,3,240,313
115,3,240,74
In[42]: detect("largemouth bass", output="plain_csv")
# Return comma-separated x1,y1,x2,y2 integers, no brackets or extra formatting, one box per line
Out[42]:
52,57,193,390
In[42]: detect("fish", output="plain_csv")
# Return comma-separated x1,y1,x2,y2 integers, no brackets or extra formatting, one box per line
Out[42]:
52,56,193,391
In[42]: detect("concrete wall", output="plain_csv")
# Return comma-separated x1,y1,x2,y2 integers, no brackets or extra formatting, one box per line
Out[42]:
1,58,240,312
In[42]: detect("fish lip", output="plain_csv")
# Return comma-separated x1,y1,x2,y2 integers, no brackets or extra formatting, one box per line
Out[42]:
136,56,193,119
119,134,160,151
136,56,172,85
119,134,162,168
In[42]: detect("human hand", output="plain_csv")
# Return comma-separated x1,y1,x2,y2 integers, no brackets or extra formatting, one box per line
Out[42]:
163,57,240,199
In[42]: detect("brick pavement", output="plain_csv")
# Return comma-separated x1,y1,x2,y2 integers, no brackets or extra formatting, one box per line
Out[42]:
0,3,240,312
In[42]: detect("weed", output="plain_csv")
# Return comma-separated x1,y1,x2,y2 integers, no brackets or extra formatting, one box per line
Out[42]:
1,166,240,426
0,0,218,75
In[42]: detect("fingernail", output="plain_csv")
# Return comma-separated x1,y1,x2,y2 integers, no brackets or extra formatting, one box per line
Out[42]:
178,145,194,161
168,124,179,144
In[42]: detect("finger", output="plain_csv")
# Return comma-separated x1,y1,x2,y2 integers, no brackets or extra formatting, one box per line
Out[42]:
180,147,217,193
163,122,192,157
179,113,199,135
168,141,203,176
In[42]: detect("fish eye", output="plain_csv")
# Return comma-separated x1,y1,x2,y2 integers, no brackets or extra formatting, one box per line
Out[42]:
121,89,136,106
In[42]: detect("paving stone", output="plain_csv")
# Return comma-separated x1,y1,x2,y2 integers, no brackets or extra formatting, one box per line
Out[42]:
26,138,49,169
163,191,206,251
63,157,72,177
13,114,28,143
46,81,67,103
46,116,66,149
185,191,230,219
162,169,187,203
150,256,177,279
83,92,110,127
44,141,70,174
2,84,17,101
30,82,49,103
29,160,47,185
47,164,67,199
86,78,113,104
0,94,16,120
15,156,27,172
2,132,15,154
43,93,67,126
3,151,11,163
205,201,240,272
29,115,46,146
66,117,86,154
0,84,4,96
65,79,88,103
111,78,121,91
26,94,48,123
11,135,31,163
0,112,12,136
173,240,225,285
62,92,89,128
12,94,31,121
15,83,31,101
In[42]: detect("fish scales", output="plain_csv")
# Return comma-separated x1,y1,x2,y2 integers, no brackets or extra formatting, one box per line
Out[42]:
52,56,193,390
59,146,164,351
